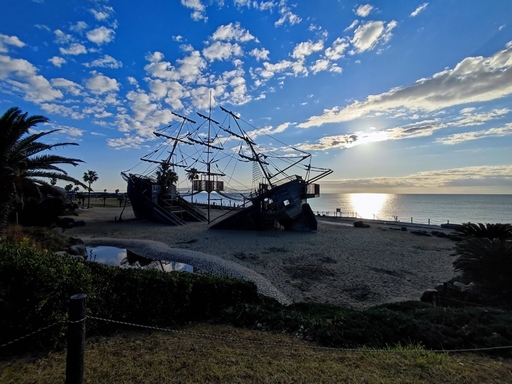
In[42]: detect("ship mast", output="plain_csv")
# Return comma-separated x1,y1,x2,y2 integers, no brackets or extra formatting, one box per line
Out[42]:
196,95,219,223
220,106,274,189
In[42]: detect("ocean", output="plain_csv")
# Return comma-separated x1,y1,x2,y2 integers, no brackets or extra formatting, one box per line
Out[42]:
186,192,512,225
308,194,512,226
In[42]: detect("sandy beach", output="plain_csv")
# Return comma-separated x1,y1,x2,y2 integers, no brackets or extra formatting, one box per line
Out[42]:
64,206,458,309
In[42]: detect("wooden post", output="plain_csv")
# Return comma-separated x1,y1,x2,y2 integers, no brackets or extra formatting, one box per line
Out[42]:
66,293,87,384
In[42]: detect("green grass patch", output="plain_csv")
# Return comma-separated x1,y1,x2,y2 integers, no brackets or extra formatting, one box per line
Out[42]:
2,325,512,383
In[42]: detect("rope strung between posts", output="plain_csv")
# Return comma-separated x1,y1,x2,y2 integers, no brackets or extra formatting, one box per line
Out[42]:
86,315,512,354
0,320,64,349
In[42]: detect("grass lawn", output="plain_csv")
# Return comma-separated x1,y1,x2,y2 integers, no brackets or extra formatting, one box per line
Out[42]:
1,324,512,384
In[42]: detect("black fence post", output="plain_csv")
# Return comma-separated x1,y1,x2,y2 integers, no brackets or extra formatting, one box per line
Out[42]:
66,293,87,384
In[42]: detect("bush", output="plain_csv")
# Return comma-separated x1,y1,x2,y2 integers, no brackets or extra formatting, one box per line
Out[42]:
225,300,512,351
452,223,512,295
0,242,259,355
455,222,512,240
0,241,93,353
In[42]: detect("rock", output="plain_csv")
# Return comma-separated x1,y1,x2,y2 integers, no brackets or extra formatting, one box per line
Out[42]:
354,221,370,228
420,289,439,303
68,244,87,257
69,237,85,245
71,220,86,227
401,226,408,231
446,234,463,241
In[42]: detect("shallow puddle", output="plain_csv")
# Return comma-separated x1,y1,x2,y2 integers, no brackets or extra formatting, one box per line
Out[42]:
86,246,194,273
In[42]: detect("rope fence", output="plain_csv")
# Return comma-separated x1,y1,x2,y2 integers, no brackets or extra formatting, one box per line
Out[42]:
315,209,458,226
3,293,512,383
3,295,512,353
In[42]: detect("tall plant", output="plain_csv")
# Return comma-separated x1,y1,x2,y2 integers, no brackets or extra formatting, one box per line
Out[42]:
186,167,199,204
83,170,99,208
0,107,85,239
453,222,512,293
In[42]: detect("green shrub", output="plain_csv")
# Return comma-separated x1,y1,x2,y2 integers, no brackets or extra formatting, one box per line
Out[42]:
0,241,93,353
0,241,259,355
226,300,512,351
455,222,512,240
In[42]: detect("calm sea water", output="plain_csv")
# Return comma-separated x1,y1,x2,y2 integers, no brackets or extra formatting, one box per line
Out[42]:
185,192,512,225
308,194,512,225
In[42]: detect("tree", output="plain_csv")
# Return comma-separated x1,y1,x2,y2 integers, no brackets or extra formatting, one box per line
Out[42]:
453,222,512,294
154,164,178,194
186,167,199,204
83,170,99,208
0,107,85,238
65,184,73,192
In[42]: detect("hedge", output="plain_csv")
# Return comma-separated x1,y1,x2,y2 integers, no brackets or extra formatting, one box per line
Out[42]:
0,241,258,355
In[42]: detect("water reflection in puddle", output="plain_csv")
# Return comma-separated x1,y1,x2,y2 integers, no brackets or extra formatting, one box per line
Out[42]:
86,246,194,273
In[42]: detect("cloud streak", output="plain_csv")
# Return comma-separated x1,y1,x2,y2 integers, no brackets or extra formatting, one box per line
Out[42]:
299,45,512,128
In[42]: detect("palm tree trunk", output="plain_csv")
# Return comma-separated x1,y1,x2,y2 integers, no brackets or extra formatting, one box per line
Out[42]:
0,200,12,240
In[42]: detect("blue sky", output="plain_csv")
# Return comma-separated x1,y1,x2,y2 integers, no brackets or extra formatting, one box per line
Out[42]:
1,0,512,194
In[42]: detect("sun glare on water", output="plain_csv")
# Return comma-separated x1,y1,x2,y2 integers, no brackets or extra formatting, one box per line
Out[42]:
349,193,389,220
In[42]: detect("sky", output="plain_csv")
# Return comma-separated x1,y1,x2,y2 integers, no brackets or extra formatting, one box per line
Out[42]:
1,0,512,194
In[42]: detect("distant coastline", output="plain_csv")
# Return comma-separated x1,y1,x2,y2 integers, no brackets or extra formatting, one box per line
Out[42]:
309,193,512,225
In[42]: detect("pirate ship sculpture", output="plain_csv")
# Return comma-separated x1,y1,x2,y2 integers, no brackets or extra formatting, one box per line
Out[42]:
121,107,332,232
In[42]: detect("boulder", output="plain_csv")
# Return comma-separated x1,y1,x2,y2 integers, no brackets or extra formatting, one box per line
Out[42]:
68,244,87,257
353,221,370,228
420,289,438,303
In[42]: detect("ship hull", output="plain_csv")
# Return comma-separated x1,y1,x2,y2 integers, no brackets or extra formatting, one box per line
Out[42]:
209,179,317,232
123,173,206,225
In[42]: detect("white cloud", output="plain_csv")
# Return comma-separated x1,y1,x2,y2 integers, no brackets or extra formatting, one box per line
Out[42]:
107,135,149,149
86,26,115,45
90,9,111,21
246,121,291,139
275,4,301,27
54,29,74,45
320,165,512,191
59,43,87,55
86,72,120,94
84,55,123,68
126,90,157,122
211,22,256,43
70,21,88,32
436,123,512,145
355,4,373,17
148,79,187,110
300,46,512,128
411,3,428,17
51,78,84,96
181,0,207,21
291,40,324,60
0,34,25,53
228,75,251,105
48,56,66,67
203,41,243,61
325,37,349,60
40,103,84,120
352,20,396,53
344,20,359,32
310,59,329,74
0,55,62,102
144,51,206,83
249,48,270,61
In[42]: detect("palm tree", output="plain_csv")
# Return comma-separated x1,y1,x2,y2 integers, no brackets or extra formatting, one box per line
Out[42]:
83,170,99,208
154,164,178,194
0,107,85,238
186,167,199,204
